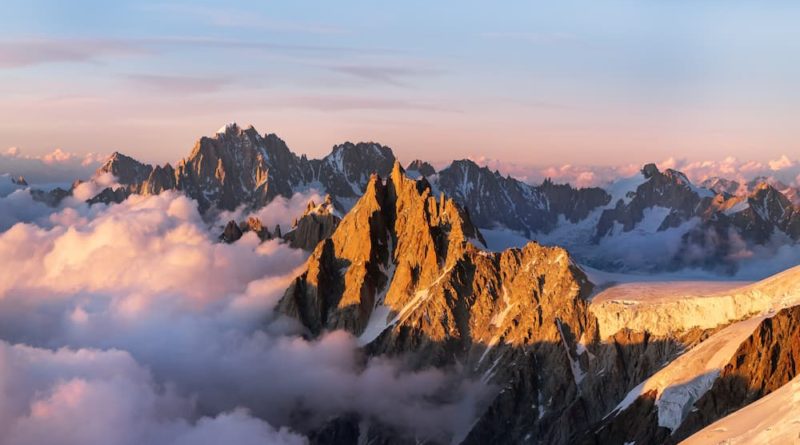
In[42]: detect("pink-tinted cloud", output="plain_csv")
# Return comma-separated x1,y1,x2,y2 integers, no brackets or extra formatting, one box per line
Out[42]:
0,147,105,184
0,39,147,69
465,154,800,190
466,156,640,188
329,65,443,86
0,341,307,445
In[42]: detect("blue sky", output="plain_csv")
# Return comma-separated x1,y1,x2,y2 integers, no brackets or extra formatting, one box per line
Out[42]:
1,0,799,167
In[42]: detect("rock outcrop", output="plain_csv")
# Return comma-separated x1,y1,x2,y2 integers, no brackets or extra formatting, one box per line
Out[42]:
86,187,129,205
10,175,27,186
30,187,71,206
283,195,341,251
219,217,274,243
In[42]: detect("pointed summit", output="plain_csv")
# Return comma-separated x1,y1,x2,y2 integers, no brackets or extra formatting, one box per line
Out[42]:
215,122,240,135
406,159,436,177
96,152,153,185
279,166,493,337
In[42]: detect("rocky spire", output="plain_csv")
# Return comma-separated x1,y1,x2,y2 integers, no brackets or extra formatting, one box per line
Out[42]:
283,195,341,251
96,152,153,185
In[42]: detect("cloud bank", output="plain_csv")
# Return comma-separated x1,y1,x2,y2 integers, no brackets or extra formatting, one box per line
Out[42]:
1,147,105,185
0,189,486,444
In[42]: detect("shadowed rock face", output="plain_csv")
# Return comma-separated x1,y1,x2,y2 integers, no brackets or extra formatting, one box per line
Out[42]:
406,159,436,177
580,305,800,445
30,187,71,206
10,175,27,186
168,126,311,212
284,196,341,251
313,142,396,205
436,159,610,236
97,152,153,185
219,217,274,244
596,164,712,238
667,304,800,444
87,187,129,205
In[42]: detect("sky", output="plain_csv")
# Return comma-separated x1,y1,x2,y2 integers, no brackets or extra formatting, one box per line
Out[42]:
1,0,800,167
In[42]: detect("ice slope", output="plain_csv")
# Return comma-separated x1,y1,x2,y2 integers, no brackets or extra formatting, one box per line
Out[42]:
680,374,800,445
605,264,800,433
590,265,800,338
611,315,766,431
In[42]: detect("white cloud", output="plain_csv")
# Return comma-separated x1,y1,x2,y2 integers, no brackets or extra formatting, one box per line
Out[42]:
0,147,106,185
0,341,307,445
769,154,795,171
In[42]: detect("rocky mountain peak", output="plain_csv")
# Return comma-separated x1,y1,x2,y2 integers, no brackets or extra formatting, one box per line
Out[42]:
281,162,611,444
301,194,335,218
702,176,742,196
97,151,153,185
406,159,436,177
641,163,660,178
10,175,27,186
279,161,488,336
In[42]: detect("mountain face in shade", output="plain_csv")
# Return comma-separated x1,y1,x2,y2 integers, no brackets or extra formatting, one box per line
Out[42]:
168,125,311,212
283,195,341,251
406,159,436,177
10,175,27,186
96,152,153,185
582,303,800,445
434,159,611,236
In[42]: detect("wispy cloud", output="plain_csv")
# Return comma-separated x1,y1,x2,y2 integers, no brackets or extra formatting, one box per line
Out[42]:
480,31,578,44
0,36,396,71
328,65,443,86
138,3,347,35
0,39,147,69
126,74,232,94
277,94,456,112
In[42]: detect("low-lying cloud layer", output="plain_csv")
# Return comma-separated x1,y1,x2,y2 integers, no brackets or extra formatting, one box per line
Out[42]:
0,188,485,444
1,146,105,185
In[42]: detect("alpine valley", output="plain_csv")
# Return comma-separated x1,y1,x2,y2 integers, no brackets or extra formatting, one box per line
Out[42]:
6,123,800,445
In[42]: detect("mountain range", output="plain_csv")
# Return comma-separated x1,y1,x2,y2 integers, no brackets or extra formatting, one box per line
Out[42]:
30,122,799,276
9,123,800,444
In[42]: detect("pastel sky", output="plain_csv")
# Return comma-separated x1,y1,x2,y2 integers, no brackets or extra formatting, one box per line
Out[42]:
2,0,800,166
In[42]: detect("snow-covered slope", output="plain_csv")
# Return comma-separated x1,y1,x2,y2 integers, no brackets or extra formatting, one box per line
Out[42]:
611,315,766,431
680,374,800,445
590,264,800,338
